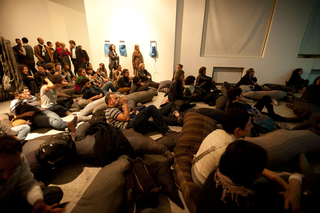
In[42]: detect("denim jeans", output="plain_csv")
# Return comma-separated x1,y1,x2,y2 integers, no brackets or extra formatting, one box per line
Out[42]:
47,104,69,117
11,124,31,142
132,105,169,134
33,110,67,130
101,81,117,95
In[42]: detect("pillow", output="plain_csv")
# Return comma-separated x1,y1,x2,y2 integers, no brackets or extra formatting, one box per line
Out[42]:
74,122,95,158
66,155,130,213
243,90,287,100
215,95,229,111
158,80,172,92
181,108,224,124
245,129,320,166
77,99,92,108
121,129,173,161
125,90,154,104
293,99,320,116
11,118,27,127
239,85,252,93
78,98,106,121
144,159,184,209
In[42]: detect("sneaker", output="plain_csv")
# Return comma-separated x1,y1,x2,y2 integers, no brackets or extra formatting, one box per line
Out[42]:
177,116,184,124
67,116,78,132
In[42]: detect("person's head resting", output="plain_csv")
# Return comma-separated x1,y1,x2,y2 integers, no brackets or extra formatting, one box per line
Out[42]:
78,68,86,77
314,76,320,85
22,37,28,44
19,65,30,75
221,108,252,138
138,63,145,70
174,70,185,82
246,68,255,76
198,66,207,75
16,86,31,99
37,65,46,74
219,140,268,187
48,75,62,89
133,76,141,85
227,87,242,102
0,136,22,184
293,68,303,76
81,78,91,88
105,93,119,107
122,69,129,77
46,63,55,73
185,75,195,85
177,64,183,71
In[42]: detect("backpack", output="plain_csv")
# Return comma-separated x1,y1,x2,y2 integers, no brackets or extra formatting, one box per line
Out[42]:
89,109,106,124
124,157,161,208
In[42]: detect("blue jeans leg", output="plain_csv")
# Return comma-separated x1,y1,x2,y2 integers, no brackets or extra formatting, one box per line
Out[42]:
11,124,31,142
133,105,169,134
33,110,67,130
101,81,117,95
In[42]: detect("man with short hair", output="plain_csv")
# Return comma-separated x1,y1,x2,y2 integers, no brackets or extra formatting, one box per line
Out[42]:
47,41,54,54
192,108,253,187
172,63,183,80
69,40,85,75
34,37,53,66
12,38,26,65
34,65,50,88
105,93,176,135
117,69,132,94
22,37,37,74
81,78,104,100
46,63,55,75
0,135,64,212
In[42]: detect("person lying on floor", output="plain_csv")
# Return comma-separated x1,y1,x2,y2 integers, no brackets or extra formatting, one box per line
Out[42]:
81,78,104,101
105,93,176,135
0,119,30,144
130,76,149,94
227,87,309,128
197,140,303,213
40,75,75,117
0,136,64,213
11,87,77,132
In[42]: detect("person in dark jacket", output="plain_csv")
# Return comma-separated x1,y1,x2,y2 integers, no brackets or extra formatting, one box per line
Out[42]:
117,69,132,94
235,68,262,91
286,68,309,92
108,44,119,81
137,63,159,89
34,65,50,88
196,66,217,93
81,78,104,100
20,65,39,95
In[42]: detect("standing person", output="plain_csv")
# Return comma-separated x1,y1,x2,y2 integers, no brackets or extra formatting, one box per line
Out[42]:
53,41,61,64
12,38,26,65
0,135,64,213
108,44,119,81
69,40,85,75
34,37,53,66
22,37,37,74
58,42,71,69
287,68,309,93
132,44,144,76
47,41,54,54
79,45,90,67
196,66,218,93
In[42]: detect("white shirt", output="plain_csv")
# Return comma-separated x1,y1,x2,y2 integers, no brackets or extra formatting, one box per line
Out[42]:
193,129,237,186
71,47,76,59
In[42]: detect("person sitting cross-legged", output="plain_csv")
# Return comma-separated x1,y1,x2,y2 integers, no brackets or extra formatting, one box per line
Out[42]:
81,78,104,101
105,93,176,135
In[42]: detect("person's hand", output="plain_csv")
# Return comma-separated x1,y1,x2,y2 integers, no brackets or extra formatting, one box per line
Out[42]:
24,111,35,117
248,85,252,88
120,96,128,104
212,79,215,83
99,93,103,98
28,76,35,79
32,200,64,213
61,76,66,80
192,93,199,98
279,187,301,213
129,76,133,81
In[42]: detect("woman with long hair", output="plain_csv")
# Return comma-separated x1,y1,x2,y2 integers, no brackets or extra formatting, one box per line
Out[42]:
57,42,71,69
97,63,107,79
196,66,217,93
235,68,262,91
132,44,144,76
108,44,119,81
19,65,39,95
287,68,309,92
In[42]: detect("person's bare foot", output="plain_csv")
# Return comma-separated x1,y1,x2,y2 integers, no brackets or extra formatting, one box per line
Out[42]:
67,116,78,132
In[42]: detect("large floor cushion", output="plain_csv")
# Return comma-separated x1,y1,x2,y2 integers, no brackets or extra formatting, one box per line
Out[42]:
293,99,320,116
78,98,106,122
243,90,287,100
245,129,320,166
65,155,130,213
173,112,217,213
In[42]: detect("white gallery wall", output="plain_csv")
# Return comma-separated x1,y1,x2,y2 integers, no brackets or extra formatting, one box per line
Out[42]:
0,0,319,84
178,0,320,84
83,0,176,81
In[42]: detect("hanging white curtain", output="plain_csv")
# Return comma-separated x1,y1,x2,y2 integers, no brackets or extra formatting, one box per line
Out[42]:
299,0,320,55
201,0,276,57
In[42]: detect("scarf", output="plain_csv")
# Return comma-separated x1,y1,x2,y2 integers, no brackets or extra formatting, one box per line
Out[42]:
215,169,255,205
39,44,46,56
